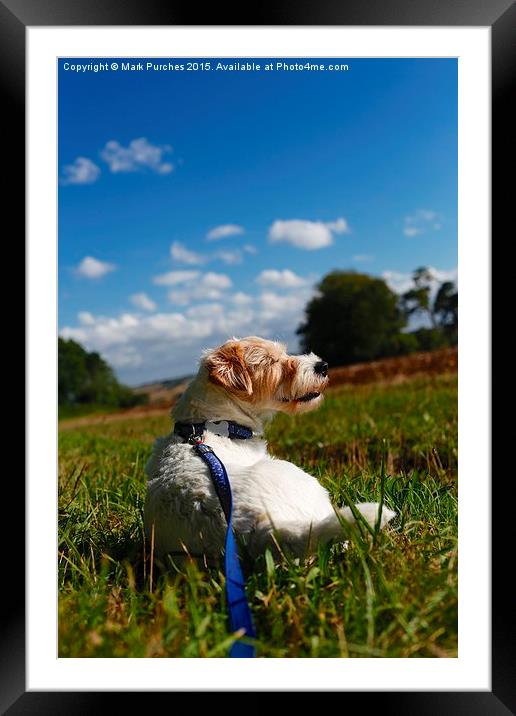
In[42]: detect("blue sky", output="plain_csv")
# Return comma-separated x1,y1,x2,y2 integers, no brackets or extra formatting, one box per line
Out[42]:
58,58,457,384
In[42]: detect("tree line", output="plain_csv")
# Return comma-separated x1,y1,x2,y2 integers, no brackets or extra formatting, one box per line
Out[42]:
58,338,146,409
297,266,457,366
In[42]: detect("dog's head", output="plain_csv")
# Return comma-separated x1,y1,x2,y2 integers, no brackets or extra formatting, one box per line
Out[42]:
203,336,329,414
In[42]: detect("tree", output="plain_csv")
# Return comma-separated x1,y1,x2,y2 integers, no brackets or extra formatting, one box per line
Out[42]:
297,271,406,366
409,327,448,352
400,267,437,328
58,338,144,407
434,281,458,343
58,337,89,404
400,268,458,347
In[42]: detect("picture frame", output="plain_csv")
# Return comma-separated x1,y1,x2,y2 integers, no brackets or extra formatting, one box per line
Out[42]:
7,0,511,709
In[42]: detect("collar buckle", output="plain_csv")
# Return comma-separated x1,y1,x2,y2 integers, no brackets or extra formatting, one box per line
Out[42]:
205,420,230,438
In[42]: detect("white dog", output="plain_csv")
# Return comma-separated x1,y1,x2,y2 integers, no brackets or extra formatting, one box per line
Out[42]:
144,336,395,561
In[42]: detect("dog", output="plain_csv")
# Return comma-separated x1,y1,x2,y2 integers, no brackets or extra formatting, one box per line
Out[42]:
144,336,395,562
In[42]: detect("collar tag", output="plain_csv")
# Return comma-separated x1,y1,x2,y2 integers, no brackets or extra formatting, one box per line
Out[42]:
205,420,230,438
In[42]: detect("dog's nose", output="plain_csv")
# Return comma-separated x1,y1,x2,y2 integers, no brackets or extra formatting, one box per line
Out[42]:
314,360,328,377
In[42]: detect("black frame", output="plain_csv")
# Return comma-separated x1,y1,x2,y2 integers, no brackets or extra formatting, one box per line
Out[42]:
7,0,512,711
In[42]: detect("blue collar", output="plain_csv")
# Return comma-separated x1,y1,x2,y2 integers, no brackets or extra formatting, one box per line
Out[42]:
174,420,254,441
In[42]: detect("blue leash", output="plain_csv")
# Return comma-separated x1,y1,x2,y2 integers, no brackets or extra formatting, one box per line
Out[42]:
192,440,257,658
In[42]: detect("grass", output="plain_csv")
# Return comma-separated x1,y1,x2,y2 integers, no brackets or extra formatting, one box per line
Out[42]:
58,373,458,658
58,403,119,421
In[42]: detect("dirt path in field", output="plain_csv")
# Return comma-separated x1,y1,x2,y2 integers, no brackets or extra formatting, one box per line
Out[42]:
59,406,173,430
59,347,457,430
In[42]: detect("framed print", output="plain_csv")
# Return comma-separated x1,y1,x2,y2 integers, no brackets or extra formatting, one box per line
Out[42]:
5,0,512,710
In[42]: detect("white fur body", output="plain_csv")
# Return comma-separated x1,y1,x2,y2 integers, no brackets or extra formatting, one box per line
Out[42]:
144,337,395,560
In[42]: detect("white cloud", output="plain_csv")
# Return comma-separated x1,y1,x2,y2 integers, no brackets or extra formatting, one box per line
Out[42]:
185,303,225,319
216,249,243,265
157,242,256,271
167,291,193,307
59,308,236,377
200,272,232,290
255,269,312,289
76,256,116,279
78,311,95,325
168,271,233,305
258,290,310,319
206,224,245,241
431,268,458,284
61,280,318,384
382,266,457,296
231,292,253,306
100,138,174,174
153,270,200,286
130,292,157,312
403,226,422,237
215,245,257,264
418,210,438,222
61,157,101,185
403,209,442,237
170,241,207,265
268,217,349,250
381,270,414,295
325,218,350,233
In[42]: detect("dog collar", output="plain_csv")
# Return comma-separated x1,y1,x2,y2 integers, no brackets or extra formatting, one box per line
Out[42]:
174,420,254,441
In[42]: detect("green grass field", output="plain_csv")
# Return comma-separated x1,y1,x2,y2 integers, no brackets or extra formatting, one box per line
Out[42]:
58,373,458,658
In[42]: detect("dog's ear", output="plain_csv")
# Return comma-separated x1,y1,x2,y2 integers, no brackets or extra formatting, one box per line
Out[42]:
205,343,253,397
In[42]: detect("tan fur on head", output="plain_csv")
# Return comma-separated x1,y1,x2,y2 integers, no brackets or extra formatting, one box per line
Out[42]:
205,341,253,398
203,336,328,414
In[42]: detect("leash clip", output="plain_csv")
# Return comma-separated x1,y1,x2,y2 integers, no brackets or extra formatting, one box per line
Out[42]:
193,442,214,455
187,425,202,445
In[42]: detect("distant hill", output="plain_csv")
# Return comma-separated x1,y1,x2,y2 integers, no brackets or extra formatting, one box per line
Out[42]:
131,374,194,407
133,374,194,391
